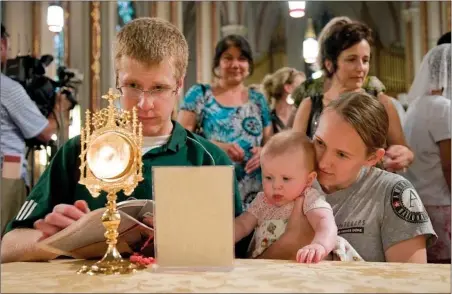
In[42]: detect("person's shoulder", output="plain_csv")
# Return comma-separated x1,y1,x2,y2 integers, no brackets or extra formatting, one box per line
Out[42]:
429,94,451,107
185,130,232,165
366,168,414,193
249,87,266,101
0,74,26,95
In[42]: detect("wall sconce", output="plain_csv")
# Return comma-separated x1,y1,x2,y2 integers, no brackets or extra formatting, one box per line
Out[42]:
303,18,318,64
288,1,306,18
47,4,64,33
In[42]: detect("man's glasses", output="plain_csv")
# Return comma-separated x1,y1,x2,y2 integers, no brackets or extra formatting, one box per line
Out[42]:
117,85,178,101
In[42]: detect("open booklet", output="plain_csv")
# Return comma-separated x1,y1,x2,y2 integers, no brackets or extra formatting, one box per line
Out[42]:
37,199,154,260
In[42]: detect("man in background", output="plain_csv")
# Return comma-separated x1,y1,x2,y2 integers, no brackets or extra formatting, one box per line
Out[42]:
0,23,69,235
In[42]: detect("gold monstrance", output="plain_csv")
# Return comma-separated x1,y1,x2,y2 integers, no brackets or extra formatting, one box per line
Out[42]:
77,88,144,275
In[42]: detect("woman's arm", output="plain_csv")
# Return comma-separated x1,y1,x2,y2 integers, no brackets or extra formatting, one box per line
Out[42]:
384,235,427,263
262,125,273,145
292,98,313,134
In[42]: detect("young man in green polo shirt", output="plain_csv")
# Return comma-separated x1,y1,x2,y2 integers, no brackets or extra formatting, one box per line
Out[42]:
1,17,244,263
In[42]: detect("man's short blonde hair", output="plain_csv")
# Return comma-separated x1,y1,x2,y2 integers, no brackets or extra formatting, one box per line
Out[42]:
114,17,188,80
261,130,316,171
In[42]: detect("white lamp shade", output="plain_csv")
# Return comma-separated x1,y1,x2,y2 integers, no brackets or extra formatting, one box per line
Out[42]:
303,37,318,64
288,1,306,18
47,5,64,33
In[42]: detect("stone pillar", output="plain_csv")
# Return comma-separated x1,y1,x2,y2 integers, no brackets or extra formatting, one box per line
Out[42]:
409,4,422,75
69,1,91,121
196,2,213,84
40,1,58,78
221,2,247,38
155,1,171,20
100,1,117,104
402,6,414,90
427,1,441,49
285,13,306,73
4,1,33,57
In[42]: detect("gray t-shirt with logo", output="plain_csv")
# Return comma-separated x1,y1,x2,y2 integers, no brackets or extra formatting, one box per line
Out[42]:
319,167,437,262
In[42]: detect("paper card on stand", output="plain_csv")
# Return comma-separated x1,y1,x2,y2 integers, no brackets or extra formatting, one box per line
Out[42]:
152,166,235,271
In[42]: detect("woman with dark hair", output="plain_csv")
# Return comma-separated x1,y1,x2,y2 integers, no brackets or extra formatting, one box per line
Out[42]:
292,19,413,172
178,35,272,209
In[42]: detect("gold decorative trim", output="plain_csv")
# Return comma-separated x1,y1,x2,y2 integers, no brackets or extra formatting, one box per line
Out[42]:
90,1,101,112
32,2,41,57
63,1,70,67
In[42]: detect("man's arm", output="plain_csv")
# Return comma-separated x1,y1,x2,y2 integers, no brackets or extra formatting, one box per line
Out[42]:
1,229,58,263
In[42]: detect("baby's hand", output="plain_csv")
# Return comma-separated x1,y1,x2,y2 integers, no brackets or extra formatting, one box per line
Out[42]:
296,243,326,264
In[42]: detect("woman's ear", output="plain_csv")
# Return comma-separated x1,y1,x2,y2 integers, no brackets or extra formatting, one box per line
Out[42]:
324,59,333,74
365,148,385,167
283,83,292,94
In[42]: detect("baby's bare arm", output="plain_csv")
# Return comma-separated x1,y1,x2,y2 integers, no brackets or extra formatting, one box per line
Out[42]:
234,212,258,243
305,208,337,253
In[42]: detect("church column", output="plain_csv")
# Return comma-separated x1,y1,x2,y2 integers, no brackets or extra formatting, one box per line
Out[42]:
409,3,422,75
40,2,57,78
196,2,213,84
100,1,117,106
427,2,441,50
155,1,171,20
69,1,91,123
170,1,184,119
221,2,247,37
32,2,41,57
441,2,451,34
4,1,33,57
402,4,414,89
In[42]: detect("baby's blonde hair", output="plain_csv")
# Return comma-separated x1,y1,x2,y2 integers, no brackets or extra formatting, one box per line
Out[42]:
114,17,188,80
261,130,316,171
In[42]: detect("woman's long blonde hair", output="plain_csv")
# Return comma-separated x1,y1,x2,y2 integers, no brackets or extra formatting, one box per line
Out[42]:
262,67,305,103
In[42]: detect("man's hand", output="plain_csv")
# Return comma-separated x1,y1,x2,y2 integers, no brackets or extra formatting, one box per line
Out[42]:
296,243,327,263
33,200,90,240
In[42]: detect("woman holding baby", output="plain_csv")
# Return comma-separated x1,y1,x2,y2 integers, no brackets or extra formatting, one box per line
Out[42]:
258,90,436,263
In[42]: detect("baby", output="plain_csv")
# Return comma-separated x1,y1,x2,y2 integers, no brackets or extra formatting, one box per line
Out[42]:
234,130,362,263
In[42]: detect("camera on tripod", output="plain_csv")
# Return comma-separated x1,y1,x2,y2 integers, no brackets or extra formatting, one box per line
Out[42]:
4,54,82,149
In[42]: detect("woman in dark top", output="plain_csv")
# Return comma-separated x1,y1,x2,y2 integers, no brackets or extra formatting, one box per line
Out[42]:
262,67,305,134
292,19,413,173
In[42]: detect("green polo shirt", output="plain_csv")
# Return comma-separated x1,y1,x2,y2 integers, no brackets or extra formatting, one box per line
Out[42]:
5,121,243,233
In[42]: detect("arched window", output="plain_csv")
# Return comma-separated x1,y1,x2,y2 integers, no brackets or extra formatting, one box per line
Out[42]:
117,1,136,31
53,31,64,78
